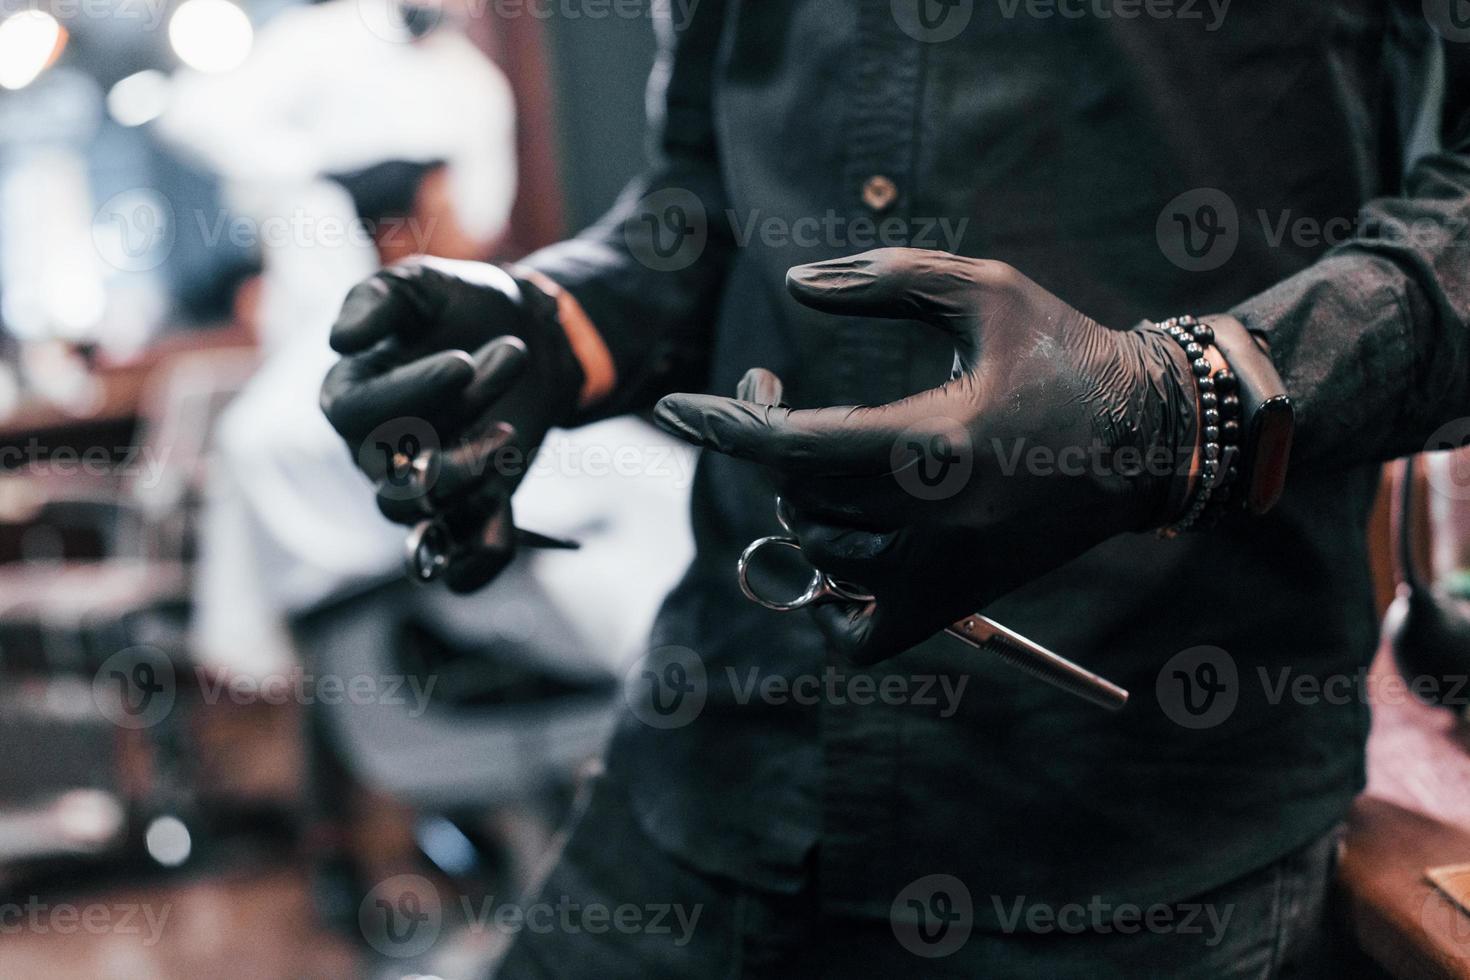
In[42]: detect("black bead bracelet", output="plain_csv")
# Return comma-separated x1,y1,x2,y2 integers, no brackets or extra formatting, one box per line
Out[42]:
1158,315,1242,536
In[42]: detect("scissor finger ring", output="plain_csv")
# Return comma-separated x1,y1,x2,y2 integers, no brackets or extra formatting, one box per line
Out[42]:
739,536,811,610
737,535,875,611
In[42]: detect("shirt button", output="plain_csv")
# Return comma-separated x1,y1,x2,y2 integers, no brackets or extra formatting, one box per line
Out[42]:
862,175,898,212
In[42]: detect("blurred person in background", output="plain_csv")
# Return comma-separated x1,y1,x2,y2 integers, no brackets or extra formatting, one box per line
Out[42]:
159,0,519,673
174,0,691,882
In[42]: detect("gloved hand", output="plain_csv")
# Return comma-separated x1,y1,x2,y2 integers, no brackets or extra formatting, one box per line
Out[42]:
653,248,1199,663
320,257,586,591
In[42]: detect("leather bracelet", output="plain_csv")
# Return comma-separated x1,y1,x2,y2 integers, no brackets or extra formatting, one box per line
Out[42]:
1205,314,1295,515
1158,316,1238,536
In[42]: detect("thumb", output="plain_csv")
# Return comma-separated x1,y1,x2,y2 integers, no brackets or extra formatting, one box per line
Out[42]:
330,270,435,354
735,367,785,407
809,598,929,666
785,248,981,364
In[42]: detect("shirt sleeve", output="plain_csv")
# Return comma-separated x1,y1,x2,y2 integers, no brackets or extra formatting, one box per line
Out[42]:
1233,34,1470,466
522,0,735,423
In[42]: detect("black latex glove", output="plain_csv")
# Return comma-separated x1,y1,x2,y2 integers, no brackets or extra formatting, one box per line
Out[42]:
319,257,585,591
653,248,1197,664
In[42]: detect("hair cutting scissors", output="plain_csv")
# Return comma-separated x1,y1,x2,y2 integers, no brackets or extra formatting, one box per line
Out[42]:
399,445,578,584
738,497,1129,711
404,515,578,583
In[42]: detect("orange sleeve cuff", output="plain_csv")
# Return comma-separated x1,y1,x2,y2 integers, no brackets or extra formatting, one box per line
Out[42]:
522,270,617,410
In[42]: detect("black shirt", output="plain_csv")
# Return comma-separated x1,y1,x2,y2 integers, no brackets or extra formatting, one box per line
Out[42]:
527,0,1470,925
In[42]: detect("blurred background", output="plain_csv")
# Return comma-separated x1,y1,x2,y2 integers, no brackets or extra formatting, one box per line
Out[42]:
0,1,699,975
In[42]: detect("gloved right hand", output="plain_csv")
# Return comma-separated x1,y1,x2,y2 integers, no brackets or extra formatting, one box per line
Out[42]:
654,249,1199,663
319,257,586,590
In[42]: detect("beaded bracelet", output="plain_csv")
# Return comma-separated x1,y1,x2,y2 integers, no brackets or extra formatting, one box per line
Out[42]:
1158,316,1242,537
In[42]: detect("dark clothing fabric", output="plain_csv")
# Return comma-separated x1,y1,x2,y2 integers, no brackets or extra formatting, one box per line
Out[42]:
525,0,1470,925
495,773,1346,979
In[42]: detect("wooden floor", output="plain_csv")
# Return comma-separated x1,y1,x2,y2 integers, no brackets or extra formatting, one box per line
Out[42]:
0,695,524,980
0,866,363,980
0,693,375,980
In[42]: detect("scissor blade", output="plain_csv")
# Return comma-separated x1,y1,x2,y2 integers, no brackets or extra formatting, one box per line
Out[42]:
514,528,580,550
945,616,1129,711
406,522,579,586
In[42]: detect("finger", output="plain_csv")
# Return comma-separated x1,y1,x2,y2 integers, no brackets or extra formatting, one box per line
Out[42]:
653,387,956,477
653,395,882,472
444,542,516,593
372,424,517,525
433,423,519,501
321,347,475,440
735,367,785,406
786,249,982,364
462,337,528,415
378,485,428,525
786,248,975,322
784,518,902,585
768,468,914,527
329,269,438,354
808,598,930,666
442,500,518,593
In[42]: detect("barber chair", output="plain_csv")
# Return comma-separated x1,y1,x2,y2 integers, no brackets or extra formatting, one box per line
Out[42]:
1382,456,1470,714
0,347,255,878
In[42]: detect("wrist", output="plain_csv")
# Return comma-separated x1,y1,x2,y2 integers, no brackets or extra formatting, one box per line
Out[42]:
1152,314,1295,534
518,269,616,409
1128,324,1201,530
1206,314,1294,515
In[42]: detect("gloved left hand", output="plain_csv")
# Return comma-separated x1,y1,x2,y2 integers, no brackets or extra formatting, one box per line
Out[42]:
653,248,1199,664
319,257,586,591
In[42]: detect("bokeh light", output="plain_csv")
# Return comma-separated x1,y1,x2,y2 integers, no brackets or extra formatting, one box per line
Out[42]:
0,11,66,91
168,0,253,74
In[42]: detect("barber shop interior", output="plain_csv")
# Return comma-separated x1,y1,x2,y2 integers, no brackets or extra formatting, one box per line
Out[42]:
2,0,1470,976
